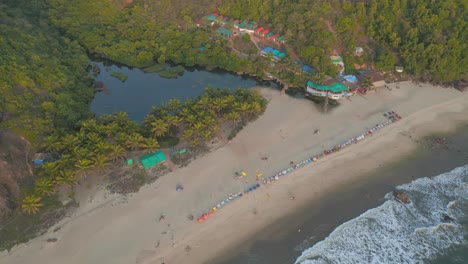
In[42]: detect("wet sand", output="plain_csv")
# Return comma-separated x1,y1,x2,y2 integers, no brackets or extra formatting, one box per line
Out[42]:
218,125,468,264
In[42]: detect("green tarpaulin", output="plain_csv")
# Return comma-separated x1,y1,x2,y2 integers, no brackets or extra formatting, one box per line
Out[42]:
139,151,166,170
127,159,133,165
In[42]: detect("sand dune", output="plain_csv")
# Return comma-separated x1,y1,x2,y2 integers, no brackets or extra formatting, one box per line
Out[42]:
1,82,468,264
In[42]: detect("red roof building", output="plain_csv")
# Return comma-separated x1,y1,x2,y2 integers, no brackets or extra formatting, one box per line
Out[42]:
272,34,279,39
256,27,264,34
261,29,270,36
212,13,219,17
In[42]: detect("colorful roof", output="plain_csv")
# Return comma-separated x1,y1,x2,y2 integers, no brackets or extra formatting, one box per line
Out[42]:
256,27,264,32
206,14,216,21
139,150,166,170
261,47,274,53
277,36,285,41
307,80,348,93
330,55,344,63
272,34,279,39
262,29,270,34
266,32,274,37
212,13,219,17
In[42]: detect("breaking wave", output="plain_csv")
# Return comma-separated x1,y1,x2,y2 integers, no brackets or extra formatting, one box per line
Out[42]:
295,165,468,264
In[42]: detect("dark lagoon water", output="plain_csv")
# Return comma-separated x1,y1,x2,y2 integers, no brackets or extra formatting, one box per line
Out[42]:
90,62,277,122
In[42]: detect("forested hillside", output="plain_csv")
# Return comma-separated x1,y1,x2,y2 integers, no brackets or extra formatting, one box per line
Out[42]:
0,0,94,140
47,0,467,82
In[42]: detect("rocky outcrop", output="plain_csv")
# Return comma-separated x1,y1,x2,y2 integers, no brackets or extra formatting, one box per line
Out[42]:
393,189,411,204
0,129,33,219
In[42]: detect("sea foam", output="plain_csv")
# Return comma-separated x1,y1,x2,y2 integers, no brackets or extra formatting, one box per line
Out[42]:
295,165,468,264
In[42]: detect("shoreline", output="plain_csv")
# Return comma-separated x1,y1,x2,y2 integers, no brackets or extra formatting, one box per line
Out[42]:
217,124,468,263
1,81,468,264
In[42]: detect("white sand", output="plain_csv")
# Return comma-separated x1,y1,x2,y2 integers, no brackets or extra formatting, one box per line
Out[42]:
1,82,468,264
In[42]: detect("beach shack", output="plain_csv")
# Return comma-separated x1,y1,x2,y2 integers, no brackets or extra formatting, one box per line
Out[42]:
330,56,344,66
306,80,349,99
217,27,233,39
139,150,166,170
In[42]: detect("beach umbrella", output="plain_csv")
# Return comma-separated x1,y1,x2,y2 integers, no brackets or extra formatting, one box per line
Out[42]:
209,211,214,217
198,217,204,223
213,207,217,212
203,214,209,220
248,187,253,191
256,183,260,188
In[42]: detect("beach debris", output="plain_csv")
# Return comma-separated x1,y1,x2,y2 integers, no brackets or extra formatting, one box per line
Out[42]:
185,245,191,252
46,238,58,243
393,190,411,204
442,214,455,222
159,215,166,223
187,214,194,221
314,129,320,134
155,242,160,248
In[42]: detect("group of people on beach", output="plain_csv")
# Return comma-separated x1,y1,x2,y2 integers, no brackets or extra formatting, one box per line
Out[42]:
197,111,402,223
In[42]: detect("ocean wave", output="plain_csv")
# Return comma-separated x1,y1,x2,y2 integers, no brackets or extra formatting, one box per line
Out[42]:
295,165,468,264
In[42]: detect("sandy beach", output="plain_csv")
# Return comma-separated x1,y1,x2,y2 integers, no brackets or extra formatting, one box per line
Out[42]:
1,82,468,264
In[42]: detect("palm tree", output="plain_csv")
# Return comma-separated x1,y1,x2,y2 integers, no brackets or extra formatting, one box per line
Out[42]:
55,170,76,187
61,134,80,152
125,133,144,150
35,177,56,197
150,119,169,138
108,145,126,162
104,122,119,137
92,154,110,171
185,114,198,126
203,130,213,140
182,128,194,139
94,141,111,155
223,112,240,122
72,147,95,160
167,98,182,112
55,154,74,171
197,96,211,110
361,77,375,92
21,195,43,215
192,122,205,135
75,159,94,176
114,111,130,128
212,97,227,113
38,162,58,178
164,114,182,130
44,135,64,153
140,138,160,153
115,132,128,146
86,132,101,145
80,119,98,133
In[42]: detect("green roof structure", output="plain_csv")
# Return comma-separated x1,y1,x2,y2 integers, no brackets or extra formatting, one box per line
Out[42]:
139,150,166,170
330,55,344,63
307,80,348,93
266,32,274,37
277,36,285,41
217,27,233,38
206,14,216,21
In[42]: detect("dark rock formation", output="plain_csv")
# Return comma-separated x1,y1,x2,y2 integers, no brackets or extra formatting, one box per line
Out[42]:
393,189,411,204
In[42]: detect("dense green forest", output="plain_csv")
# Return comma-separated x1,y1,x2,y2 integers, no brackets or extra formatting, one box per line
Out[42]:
46,0,467,82
0,1,95,140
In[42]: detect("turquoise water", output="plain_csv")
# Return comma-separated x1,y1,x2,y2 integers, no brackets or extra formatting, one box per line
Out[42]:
90,62,276,122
